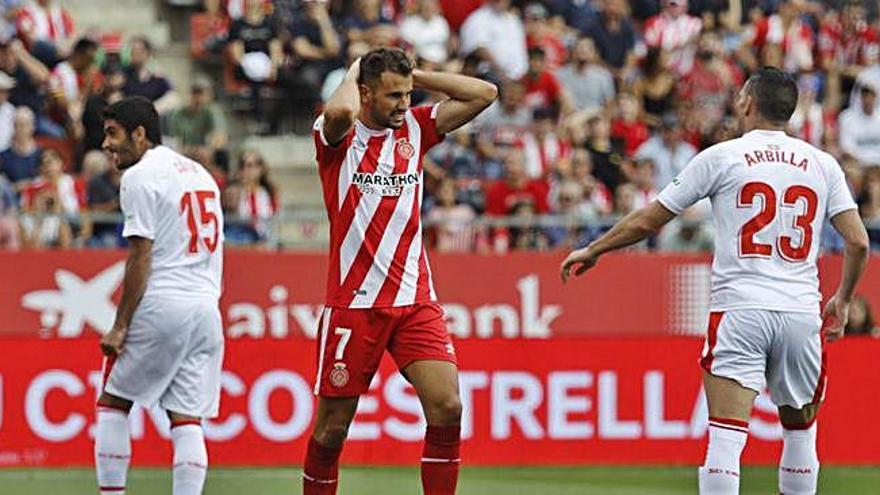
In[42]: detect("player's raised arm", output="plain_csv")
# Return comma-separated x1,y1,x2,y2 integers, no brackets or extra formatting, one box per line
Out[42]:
823,209,870,341
560,201,677,283
412,69,498,135
102,237,152,356
321,59,361,146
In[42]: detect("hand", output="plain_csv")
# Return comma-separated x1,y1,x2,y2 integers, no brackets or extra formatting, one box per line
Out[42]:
822,293,850,342
101,325,128,356
560,246,599,284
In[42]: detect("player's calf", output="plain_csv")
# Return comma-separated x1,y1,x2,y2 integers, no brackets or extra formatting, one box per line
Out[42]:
169,414,208,495
698,417,749,495
778,405,820,495
95,397,133,495
304,397,358,495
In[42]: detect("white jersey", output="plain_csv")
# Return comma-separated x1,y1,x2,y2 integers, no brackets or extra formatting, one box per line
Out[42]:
120,145,224,301
657,129,857,314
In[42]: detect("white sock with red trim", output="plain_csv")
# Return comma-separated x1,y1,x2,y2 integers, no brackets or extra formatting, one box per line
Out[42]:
95,408,131,495
172,424,208,495
698,418,748,495
779,423,819,494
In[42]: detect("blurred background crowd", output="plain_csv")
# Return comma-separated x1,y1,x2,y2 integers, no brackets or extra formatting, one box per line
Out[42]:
0,0,880,260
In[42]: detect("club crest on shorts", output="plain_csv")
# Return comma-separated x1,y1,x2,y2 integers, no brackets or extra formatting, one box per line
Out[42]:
396,138,414,160
329,362,350,388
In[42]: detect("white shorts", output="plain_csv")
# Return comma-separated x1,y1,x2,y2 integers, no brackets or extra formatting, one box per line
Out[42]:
700,309,826,409
103,295,224,418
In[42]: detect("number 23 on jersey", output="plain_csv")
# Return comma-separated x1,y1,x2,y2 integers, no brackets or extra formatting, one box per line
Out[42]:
738,181,818,261
180,190,219,254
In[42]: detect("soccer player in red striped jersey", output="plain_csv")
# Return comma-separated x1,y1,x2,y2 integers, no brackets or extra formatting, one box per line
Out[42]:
303,48,497,495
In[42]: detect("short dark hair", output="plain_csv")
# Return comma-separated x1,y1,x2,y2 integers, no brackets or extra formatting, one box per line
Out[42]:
358,47,413,87
103,96,162,144
130,35,153,54
746,67,798,123
72,37,98,56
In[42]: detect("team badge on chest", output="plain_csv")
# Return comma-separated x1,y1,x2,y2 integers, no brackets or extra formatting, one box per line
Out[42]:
329,362,350,388
396,138,414,160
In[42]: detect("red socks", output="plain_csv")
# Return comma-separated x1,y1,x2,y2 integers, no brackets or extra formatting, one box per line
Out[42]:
303,437,342,495
420,425,461,495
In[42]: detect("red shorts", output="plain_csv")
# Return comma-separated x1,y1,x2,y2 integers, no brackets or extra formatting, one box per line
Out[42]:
313,302,457,397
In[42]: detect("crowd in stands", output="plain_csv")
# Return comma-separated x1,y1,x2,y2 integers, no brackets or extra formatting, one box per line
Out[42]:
0,0,280,249
3,0,880,255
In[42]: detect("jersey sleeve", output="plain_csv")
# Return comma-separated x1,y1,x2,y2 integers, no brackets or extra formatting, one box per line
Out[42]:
312,114,353,167
410,103,445,152
656,148,719,215
824,154,858,219
120,172,157,240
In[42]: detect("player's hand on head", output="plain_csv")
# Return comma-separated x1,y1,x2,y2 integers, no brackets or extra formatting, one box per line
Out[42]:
101,325,128,356
560,247,598,284
822,293,849,342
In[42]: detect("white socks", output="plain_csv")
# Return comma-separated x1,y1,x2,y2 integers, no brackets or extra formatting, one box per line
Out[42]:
172,423,208,495
779,423,819,495
698,418,748,494
95,408,132,495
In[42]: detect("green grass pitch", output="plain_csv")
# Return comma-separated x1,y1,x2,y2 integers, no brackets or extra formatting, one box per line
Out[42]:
1,466,879,494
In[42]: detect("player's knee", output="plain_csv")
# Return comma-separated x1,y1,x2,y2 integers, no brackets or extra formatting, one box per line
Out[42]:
313,423,350,448
779,404,819,430
425,395,462,425
97,393,133,414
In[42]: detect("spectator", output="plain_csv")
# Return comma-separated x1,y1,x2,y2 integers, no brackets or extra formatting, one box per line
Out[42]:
19,148,88,247
860,166,880,223
508,200,549,251
485,150,550,216
818,0,878,102
474,80,531,168
283,0,341,114
839,81,880,166
48,37,100,137
15,0,75,63
0,106,41,188
80,67,124,158
643,0,703,75
459,0,528,79
635,113,698,188
168,77,230,173
223,149,278,244
523,2,567,70
0,38,61,137
631,48,676,122
738,0,814,73
610,92,650,156
628,158,658,209
340,0,398,47
0,1,23,43
522,107,570,179
321,40,369,103
678,30,743,133
122,36,179,114
585,112,626,192
568,147,612,217
581,0,638,72
227,0,283,131
544,0,598,33
556,36,615,114
521,47,572,116
425,125,487,210
426,178,478,252
399,0,451,65
845,295,879,337
0,70,14,151
789,72,828,147
546,179,593,248
83,150,121,247
0,173,18,249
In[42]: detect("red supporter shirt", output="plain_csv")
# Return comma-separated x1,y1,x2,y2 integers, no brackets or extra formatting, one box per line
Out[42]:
818,19,880,67
523,70,562,110
611,120,651,157
485,179,550,216
313,104,444,309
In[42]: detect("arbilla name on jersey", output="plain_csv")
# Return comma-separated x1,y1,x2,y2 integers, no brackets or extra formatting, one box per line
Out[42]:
744,147,808,171
352,171,420,196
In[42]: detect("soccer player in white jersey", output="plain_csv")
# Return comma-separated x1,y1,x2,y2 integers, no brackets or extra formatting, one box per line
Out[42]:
93,96,225,495
561,67,870,494
303,48,496,494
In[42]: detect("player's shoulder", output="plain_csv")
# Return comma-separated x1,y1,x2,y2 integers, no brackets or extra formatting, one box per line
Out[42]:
691,138,743,165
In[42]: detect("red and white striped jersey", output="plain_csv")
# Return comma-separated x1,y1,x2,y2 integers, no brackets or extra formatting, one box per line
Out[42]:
16,4,74,44
313,104,445,309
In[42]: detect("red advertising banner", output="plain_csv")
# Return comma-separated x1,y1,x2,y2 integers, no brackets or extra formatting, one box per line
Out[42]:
1,251,878,339
0,338,877,467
